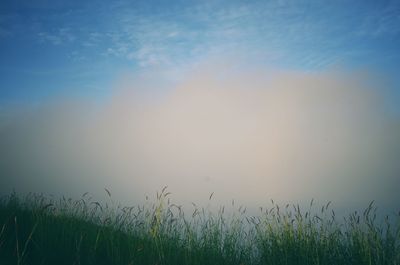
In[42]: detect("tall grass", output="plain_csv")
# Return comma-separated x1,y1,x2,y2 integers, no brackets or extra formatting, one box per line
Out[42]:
0,189,399,265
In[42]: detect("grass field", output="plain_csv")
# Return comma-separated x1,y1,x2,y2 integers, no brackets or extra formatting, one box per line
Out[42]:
0,189,399,265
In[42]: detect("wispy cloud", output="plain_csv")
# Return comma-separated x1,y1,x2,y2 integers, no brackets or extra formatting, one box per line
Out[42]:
38,27,76,45
6,0,398,72
356,1,400,38
1,0,400,102
98,1,357,71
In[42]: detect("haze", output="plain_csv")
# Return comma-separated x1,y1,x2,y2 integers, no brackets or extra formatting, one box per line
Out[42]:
1,65,399,212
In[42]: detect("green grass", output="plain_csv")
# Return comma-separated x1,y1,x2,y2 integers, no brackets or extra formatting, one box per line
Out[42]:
0,189,399,265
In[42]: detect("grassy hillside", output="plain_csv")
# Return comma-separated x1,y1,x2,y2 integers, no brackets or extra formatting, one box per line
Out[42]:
0,190,399,265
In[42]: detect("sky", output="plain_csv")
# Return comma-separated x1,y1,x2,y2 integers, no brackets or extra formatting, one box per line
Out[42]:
0,0,400,212
1,0,400,103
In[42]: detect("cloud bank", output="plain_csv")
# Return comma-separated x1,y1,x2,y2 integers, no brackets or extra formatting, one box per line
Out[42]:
0,65,399,210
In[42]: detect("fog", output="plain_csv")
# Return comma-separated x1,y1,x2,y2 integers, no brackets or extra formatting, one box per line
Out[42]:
1,65,399,213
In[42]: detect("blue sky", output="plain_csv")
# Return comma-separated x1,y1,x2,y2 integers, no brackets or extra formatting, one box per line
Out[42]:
1,0,400,103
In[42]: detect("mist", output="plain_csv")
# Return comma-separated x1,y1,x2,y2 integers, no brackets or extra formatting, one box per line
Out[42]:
1,65,399,212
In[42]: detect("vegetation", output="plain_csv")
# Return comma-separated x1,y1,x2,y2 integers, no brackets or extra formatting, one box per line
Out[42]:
0,188,399,265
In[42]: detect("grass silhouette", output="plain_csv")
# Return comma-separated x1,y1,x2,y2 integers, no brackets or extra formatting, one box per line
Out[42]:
0,189,399,265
